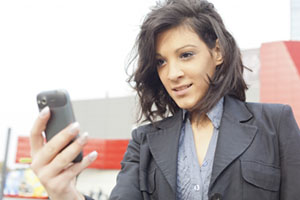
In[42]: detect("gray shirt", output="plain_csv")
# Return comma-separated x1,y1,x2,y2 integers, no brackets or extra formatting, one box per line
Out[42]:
176,97,224,200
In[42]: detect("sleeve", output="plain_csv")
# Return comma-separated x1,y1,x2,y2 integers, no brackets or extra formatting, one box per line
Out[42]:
278,105,300,199
109,129,143,200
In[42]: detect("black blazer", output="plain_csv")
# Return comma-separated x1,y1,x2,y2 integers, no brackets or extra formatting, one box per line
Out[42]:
105,96,300,200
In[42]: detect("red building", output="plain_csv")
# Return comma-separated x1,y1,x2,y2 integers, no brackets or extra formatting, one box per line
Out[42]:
260,41,300,126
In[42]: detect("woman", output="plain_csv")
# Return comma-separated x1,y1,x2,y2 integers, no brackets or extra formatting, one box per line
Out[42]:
30,0,300,199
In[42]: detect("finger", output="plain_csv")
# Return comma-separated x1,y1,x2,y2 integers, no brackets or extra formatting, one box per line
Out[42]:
32,122,80,168
47,132,89,176
30,106,50,157
58,151,98,182
41,151,98,196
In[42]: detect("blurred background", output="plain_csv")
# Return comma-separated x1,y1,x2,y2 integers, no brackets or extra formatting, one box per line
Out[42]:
0,0,299,199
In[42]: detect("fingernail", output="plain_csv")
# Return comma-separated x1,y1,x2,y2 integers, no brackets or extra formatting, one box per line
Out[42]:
77,132,88,145
88,151,98,161
69,122,80,135
39,106,50,118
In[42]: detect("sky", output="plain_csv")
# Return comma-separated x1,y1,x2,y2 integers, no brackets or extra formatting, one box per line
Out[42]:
0,0,291,163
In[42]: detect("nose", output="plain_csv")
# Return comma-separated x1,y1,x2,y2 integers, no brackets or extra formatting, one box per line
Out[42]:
167,61,184,81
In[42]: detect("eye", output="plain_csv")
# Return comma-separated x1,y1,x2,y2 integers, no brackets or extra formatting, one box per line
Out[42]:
180,52,194,60
156,58,166,68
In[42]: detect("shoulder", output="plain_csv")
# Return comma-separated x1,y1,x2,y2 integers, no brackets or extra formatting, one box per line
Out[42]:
226,97,299,138
244,101,296,130
224,96,294,129
223,95,289,123
245,101,287,115
245,101,291,118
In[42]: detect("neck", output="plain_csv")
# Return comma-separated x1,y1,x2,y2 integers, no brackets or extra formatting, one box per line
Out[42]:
189,111,211,128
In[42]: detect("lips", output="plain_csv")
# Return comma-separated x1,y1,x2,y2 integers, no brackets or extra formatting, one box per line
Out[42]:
173,84,192,91
171,84,192,96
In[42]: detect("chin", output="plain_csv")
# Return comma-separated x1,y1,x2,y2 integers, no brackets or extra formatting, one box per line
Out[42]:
174,96,201,111
176,102,196,111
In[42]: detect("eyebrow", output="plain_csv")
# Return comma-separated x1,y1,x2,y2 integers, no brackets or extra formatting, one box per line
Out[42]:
175,44,198,53
156,44,198,57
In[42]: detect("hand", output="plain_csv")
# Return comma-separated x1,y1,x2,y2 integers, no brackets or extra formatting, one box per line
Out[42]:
30,106,98,200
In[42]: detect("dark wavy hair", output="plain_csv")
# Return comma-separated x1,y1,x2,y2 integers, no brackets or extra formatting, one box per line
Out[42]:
128,0,248,123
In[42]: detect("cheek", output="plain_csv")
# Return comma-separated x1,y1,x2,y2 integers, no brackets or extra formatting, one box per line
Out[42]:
157,68,168,87
195,60,216,81
191,65,215,90
207,64,216,77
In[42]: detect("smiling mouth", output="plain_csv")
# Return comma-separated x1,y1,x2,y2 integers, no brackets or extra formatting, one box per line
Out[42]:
173,84,192,91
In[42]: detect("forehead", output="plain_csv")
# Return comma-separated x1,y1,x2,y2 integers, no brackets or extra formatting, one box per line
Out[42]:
155,25,205,52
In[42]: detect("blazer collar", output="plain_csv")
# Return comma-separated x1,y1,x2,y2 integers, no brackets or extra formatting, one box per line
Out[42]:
222,95,253,123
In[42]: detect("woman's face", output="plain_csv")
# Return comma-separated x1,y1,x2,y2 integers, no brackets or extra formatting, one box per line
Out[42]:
156,25,223,111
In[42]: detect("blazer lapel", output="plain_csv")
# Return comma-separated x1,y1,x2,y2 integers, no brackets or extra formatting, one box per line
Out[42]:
147,110,183,193
209,96,258,188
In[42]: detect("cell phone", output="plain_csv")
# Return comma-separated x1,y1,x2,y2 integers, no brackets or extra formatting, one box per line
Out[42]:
37,89,83,163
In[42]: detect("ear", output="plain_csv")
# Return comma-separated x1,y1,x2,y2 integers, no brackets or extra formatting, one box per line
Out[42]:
213,39,223,66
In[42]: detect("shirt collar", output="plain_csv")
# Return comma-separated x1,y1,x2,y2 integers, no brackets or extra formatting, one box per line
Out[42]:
207,97,224,129
182,97,224,129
